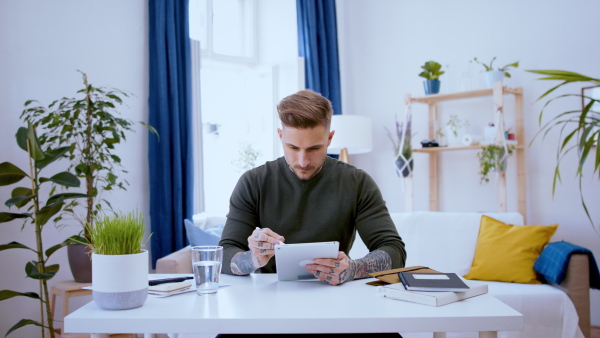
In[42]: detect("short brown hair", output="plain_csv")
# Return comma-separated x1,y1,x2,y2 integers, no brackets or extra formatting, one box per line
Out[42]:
277,89,333,129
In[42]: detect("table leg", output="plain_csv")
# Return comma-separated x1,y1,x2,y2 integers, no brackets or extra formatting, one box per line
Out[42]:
479,332,497,338
433,333,447,338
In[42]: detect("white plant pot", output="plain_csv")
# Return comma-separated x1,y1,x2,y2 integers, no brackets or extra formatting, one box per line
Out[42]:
484,71,504,88
92,250,148,310
446,126,465,147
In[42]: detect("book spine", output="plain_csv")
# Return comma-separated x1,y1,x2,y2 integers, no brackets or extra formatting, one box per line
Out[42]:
398,272,410,287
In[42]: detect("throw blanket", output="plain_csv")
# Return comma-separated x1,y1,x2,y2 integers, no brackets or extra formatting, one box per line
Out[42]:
534,240,600,289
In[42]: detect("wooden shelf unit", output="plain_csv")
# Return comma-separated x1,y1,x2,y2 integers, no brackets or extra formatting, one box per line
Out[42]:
407,82,526,218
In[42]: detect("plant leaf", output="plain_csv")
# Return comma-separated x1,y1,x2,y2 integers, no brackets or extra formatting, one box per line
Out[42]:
46,192,89,206
5,195,35,208
0,212,31,223
45,242,66,258
25,261,59,280
26,122,45,161
5,319,43,336
10,187,34,208
0,162,27,186
0,290,40,301
0,241,34,252
46,172,81,187
36,146,71,169
36,200,65,226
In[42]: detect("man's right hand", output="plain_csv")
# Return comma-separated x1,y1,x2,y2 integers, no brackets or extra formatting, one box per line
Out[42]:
230,228,285,275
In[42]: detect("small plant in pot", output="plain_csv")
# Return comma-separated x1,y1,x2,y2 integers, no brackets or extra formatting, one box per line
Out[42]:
473,57,519,88
87,210,150,310
477,144,515,184
445,114,470,147
419,61,445,95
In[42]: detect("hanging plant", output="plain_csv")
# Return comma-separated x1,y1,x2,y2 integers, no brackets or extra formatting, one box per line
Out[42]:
385,106,413,177
478,144,515,184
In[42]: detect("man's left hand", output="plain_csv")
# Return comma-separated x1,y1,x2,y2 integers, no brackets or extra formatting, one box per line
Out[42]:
305,251,355,286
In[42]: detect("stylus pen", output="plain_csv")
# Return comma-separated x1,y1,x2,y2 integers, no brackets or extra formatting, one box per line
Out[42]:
149,276,193,286
256,227,286,245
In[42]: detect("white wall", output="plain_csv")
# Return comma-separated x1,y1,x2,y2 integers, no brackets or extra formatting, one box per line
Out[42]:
0,1,148,336
337,0,600,326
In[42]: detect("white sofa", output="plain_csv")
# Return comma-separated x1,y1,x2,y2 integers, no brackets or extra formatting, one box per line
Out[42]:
156,211,590,338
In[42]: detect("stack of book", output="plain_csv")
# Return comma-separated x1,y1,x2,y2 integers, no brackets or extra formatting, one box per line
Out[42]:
379,269,488,307
148,280,193,297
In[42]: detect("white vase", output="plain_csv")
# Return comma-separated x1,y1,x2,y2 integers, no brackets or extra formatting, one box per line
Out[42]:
484,71,504,88
92,250,148,310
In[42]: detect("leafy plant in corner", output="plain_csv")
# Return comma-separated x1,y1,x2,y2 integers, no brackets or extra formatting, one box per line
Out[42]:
418,61,445,80
473,57,519,78
527,69,600,232
21,71,157,244
0,123,87,337
477,144,515,184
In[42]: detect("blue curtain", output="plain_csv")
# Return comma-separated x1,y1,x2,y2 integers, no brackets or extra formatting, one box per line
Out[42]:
148,0,194,268
296,0,342,116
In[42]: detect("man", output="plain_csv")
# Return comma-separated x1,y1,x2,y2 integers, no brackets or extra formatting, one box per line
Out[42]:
219,89,406,286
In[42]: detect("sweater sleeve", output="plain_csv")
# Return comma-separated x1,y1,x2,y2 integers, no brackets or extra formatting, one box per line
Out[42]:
354,172,407,269
218,170,258,275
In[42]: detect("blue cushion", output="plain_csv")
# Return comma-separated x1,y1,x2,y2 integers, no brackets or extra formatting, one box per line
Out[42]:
184,219,224,246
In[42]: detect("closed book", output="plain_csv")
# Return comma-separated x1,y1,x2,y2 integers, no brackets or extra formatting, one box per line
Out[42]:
399,272,470,292
381,279,488,307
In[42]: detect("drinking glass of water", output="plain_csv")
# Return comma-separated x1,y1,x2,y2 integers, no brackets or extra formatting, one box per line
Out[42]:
191,246,223,295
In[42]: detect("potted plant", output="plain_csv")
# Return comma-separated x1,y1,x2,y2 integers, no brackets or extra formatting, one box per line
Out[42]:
527,69,600,230
21,71,157,282
477,144,515,184
473,57,519,88
385,110,413,177
445,114,470,147
0,123,87,337
87,210,150,310
419,61,445,95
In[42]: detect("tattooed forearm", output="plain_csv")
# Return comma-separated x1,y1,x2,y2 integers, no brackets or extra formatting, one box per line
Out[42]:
345,250,392,281
230,251,258,275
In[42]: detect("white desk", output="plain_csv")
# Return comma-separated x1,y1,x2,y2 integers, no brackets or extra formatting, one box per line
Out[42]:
65,274,522,338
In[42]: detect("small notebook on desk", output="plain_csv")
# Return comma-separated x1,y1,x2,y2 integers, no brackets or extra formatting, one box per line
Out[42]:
381,278,487,307
398,272,470,292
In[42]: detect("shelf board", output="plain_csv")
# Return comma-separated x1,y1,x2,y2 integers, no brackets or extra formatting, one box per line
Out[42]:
413,144,523,153
409,86,523,104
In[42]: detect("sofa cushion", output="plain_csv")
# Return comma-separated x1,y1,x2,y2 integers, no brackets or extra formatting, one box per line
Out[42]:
464,215,558,284
184,219,225,246
349,211,524,276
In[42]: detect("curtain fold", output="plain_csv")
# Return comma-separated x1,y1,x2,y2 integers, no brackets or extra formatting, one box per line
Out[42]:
296,0,342,116
148,0,194,267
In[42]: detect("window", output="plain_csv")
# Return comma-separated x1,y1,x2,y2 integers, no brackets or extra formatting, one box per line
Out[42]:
189,0,302,214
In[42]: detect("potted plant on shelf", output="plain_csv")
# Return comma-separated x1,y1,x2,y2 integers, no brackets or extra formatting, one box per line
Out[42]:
21,71,157,282
477,144,515,184
445,114,470,147
419,61,445,95
473,57,519,88
0,123,87,337
527,69,600,232
385,110,413,178
87,210,150,310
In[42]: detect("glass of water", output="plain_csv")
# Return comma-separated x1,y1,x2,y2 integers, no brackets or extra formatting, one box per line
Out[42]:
191,246,223,295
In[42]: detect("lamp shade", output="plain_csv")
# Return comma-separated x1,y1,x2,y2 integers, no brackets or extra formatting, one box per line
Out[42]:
328,115,373,155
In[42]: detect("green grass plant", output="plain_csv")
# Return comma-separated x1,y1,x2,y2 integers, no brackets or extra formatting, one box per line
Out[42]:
88,210,148,255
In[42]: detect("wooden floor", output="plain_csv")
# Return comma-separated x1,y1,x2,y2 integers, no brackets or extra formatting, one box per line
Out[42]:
593,326,600,338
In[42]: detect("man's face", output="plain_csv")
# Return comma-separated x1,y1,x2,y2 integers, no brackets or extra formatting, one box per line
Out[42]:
278,125,335,180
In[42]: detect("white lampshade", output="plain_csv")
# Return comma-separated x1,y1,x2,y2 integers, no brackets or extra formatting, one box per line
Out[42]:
328,115,373,155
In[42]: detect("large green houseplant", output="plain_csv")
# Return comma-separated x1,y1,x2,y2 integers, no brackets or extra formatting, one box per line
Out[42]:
527,69,600,231
0,123,87,337
21,71,157,281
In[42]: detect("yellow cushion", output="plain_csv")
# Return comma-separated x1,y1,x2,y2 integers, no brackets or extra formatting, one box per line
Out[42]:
464,216,558,284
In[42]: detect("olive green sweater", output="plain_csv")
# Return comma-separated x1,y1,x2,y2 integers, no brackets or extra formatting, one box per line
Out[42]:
219,156,406,274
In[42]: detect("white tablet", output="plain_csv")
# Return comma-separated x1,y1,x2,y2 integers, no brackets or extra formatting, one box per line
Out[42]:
274,241,339,281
